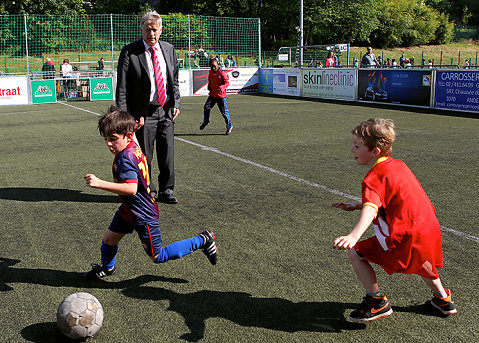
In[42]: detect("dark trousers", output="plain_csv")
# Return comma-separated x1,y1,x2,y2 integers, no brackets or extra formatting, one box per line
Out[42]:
203,96,232,128
135,105,175,195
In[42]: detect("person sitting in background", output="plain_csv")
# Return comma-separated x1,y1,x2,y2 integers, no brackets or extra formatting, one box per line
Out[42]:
41,58,55,79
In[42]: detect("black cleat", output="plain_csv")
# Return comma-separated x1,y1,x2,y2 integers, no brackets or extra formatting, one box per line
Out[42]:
84,264,116,280
199,230,218,265
431,289,457,315
349,293,393,322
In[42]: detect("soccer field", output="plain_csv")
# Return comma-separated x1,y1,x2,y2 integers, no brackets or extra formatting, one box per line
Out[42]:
0,95,478,342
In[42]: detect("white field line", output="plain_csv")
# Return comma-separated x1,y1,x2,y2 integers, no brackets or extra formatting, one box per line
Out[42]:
59,102,479,244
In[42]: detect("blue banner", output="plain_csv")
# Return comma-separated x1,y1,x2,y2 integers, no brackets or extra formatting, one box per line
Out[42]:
358,69,432,106
259,68,273,94
434,70,479,112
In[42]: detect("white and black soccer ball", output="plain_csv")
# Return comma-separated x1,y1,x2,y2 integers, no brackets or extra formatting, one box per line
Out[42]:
56,292,103,340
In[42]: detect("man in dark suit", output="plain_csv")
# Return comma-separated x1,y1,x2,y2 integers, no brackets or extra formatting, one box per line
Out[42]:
116,11,180,204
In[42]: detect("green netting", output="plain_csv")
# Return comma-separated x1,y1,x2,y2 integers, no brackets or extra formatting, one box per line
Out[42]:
272,44,349,67
0,14,260,76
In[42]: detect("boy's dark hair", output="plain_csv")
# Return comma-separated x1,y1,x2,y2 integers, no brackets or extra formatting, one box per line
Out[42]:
98,105,135,137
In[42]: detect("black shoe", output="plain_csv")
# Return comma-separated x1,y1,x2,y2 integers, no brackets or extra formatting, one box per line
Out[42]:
157,193,178,204
349,293,393,322
199,122,208,130
199,230,218,265
430,289,457,315
84,264,116,280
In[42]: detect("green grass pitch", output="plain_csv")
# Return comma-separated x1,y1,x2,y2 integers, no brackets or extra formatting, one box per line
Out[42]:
0,95,478,342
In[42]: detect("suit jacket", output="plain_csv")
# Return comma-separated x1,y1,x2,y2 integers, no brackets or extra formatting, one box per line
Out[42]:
116,39,180,120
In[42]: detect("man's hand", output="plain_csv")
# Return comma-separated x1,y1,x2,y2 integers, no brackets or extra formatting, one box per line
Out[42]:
172,108,180,121
134,117,144,132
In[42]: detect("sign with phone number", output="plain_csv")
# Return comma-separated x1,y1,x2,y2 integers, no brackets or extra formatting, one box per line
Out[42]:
435,70,479,112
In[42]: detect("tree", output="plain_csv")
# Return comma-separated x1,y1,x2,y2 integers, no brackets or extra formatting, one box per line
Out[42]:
0,0,86,15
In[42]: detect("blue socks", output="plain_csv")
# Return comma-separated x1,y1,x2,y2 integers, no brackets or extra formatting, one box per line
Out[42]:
100,242,118,270
154,235,204,263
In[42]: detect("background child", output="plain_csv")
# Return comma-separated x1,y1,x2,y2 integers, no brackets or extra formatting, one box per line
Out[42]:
200,58,233,135
84,106,218,280
332,118,456,322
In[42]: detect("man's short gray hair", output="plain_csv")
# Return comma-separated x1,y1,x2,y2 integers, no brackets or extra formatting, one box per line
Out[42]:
141,11,162,29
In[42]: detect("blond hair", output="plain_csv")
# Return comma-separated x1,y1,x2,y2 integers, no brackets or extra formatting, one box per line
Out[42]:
352,118,396,156
141,11,162,29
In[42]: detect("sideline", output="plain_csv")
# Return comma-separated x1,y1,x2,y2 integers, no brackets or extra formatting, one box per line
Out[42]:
59,101,479,244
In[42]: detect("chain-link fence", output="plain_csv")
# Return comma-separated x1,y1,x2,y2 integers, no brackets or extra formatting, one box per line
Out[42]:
0,14,260,77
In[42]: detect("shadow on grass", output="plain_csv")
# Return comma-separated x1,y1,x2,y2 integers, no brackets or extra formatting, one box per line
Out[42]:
0,187,118,203
21,322,77,343
122,286,366,341
0,257,188,292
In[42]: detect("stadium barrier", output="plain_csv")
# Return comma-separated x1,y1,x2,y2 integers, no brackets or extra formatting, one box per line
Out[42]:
0,67,260,105
260,67,479,114
2,67,479,114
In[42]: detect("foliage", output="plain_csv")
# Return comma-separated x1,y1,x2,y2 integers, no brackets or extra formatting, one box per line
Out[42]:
0,0,86,15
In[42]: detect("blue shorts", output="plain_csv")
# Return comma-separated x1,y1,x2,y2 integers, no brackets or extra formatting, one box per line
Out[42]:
109,211,163,257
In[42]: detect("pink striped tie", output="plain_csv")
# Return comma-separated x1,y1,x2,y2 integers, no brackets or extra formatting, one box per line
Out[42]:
149,47,166,107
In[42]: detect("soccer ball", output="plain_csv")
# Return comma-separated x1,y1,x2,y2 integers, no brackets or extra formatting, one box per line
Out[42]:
56,292,104,340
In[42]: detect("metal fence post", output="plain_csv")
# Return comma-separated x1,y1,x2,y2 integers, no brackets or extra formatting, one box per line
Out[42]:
111,14,115,71
258,18,262,67
24,14,30,74
188,15,191,69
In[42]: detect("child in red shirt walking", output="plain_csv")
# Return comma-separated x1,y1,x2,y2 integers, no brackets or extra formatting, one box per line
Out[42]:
333,118,456,322
200,58,233,135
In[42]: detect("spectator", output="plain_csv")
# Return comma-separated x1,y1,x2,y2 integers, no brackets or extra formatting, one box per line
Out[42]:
399,53,406,68
41,58,55,79
392,59,397,68
465,59,470,69
376,56,382,67
60,59,73,78
410,56,415,65
316,60,323,68
428,59,433,68
361,47,378,68
97,57,104,71
386,58,391,67
405,58,412,68
353,58,359,68
325,51,335,68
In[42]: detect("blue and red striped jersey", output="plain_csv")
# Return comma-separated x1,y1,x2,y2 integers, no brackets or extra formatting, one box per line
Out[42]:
113,141,159,225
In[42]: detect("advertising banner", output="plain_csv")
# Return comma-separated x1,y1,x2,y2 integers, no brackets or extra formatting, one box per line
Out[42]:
434,70,479,112
179,70,191,97
358,69,431,106
193,68,259,96
192,70,210,96
273,69,300,96
31,80,56,104
302,68,356,100
89,78,113,101
259,68,273,94
0,76,29,105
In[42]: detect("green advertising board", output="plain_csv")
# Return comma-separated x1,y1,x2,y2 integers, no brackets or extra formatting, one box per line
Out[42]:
31,80,56,104
90,77,113,101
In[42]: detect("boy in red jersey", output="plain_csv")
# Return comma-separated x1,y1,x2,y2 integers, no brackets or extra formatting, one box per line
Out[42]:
333,118,456,322
199,58,233,135
84,106,218,280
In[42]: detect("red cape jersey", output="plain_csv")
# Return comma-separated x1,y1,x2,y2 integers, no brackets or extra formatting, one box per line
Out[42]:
358,157,443,279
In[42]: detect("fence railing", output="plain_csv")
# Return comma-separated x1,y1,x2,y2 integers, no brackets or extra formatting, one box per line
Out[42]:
0,14,261,76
